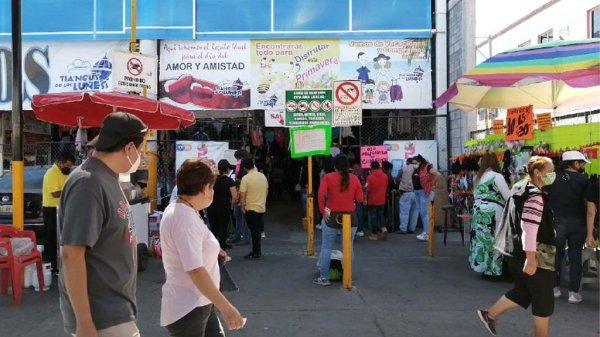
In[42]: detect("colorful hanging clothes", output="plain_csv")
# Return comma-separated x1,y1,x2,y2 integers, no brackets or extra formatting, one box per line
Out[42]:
468,170,510,276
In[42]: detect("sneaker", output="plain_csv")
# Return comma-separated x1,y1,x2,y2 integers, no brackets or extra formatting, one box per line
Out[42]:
244,252,261,259
553,286,562,299
312,277,331,286
379,227,388,240
476,310,497,336
368,234,379,241
315,224,322,230
261,232,266,238
568,291,583,304
416,232,429,241
356,231,365,237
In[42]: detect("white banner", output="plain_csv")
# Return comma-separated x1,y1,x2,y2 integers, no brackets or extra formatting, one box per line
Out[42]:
383,140,438,177
159,40,251,110
111,50,158,95
175,141,229,171
340,39,432,109
264,110,286,127
0,41,129,110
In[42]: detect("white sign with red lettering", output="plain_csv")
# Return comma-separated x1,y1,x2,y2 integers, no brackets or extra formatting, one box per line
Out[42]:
111,50,158,95
332,80,362,126
264,110,286,127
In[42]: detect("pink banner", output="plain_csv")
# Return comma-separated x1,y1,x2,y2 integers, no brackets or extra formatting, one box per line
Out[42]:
360,146,388,168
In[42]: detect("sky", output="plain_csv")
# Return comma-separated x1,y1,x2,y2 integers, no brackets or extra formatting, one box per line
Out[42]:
475,0,554,38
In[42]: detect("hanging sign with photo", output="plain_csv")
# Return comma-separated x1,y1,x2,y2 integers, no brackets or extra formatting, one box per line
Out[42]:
505,105,534,141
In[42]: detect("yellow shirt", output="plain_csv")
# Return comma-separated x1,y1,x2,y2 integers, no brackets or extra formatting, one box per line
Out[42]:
42,164,68,207
240,169,268,213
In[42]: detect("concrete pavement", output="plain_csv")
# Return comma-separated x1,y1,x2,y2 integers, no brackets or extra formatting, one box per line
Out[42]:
1,198,598,337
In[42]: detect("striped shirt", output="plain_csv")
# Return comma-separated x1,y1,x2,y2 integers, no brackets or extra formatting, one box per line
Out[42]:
521,194,544,251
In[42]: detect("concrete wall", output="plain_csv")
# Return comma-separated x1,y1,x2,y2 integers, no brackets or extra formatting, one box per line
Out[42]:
447,0,476,156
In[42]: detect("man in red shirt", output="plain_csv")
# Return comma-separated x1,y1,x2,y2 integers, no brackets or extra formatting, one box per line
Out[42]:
366,161,389,240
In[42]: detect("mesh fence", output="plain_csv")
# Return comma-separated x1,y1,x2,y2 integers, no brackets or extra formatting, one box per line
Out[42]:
1,142,92,168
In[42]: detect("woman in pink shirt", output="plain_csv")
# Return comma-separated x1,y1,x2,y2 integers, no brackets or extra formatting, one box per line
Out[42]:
160,158,245,336
478,156,556,337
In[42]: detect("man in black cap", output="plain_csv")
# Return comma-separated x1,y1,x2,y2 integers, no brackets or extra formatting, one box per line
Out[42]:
59,112,148,337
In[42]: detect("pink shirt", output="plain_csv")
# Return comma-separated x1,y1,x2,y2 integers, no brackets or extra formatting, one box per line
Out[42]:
521,194,544,252
159,203,221,326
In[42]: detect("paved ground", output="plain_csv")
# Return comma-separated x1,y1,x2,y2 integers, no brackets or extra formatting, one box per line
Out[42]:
2,198,598,337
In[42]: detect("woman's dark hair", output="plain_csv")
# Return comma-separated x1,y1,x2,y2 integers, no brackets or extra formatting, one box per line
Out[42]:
334,154,350,191
382,160,393,171
217,159,231,175
177,158,217,196
477,153,501,181
412,154,428,164
371,161,381,169
322,156,335,174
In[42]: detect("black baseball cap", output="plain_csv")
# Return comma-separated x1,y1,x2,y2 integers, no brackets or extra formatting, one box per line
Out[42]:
89,112,148,151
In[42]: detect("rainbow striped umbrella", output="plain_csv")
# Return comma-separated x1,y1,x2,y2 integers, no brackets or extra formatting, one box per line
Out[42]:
435,39,600,112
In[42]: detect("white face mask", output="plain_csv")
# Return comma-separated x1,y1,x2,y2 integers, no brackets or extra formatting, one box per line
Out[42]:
126,146,141,174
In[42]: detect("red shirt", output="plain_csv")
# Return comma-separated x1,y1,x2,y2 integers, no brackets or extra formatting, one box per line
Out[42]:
318,172,364,215
366,169,388,206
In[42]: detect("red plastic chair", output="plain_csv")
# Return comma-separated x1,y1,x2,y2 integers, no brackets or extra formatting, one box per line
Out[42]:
0,225,44,304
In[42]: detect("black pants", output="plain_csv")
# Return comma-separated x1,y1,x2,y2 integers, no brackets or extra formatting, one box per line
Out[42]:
554,217,586,292
166,304,224,337
505,256,555,318
208,208,231,249
42,207,58,273
368,205,386,233
244,211,264,255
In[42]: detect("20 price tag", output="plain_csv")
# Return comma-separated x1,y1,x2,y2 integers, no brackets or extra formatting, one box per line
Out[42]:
505,105,534,141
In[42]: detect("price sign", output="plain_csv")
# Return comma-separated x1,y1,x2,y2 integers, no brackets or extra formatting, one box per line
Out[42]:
492,119,504,135
505,105,534,141
536,112,553,131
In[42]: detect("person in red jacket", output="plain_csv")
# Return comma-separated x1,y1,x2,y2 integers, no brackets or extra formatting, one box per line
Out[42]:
314,154,364,286
365,161,389,240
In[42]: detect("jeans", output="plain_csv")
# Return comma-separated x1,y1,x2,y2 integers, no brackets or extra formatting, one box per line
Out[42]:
244,210,265,255
414,190,435,233
233,205,250,240
355,202,364,232
554,217,587,292
300,188,307,215
318,219,357,279
398,192,418,232
166,305,224,337
368,205,386,233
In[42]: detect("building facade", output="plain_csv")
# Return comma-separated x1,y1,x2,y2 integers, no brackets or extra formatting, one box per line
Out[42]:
0,0,451,170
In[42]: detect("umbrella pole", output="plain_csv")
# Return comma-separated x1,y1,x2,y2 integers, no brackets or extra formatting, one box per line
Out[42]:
11,0,24,231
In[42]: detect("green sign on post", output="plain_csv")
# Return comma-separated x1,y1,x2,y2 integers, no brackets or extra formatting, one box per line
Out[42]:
285,90,333,127
289,125,332,158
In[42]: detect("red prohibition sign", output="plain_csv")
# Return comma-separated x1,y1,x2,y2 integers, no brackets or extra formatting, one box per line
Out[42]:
335,82,360,106
127,57,143,76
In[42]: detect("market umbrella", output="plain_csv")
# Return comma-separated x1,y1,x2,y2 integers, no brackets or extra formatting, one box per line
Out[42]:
32,91,196,130
435,39,600,112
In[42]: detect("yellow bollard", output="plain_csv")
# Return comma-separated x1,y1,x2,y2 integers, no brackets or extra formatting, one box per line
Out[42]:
145,129,158,211
306,155,314,256
12,161,24,231
427,201,435,257
342,213,352,289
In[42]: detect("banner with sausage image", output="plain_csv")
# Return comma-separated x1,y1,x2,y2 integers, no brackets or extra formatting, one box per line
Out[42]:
159,40,251,110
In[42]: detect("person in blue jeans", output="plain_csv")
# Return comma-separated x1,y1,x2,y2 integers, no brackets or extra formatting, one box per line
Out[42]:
314,155,364,286
397,159,418,233
411,155,441,241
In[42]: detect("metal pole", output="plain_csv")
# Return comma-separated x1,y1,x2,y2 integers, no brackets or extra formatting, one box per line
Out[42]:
342,213,352,289
129,0,138,52
11,0,24,230
306,156,314,256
